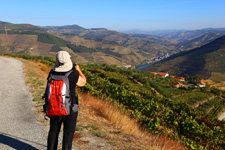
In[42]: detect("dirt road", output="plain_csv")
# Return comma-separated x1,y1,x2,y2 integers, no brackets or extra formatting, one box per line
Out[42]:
0,57,47,149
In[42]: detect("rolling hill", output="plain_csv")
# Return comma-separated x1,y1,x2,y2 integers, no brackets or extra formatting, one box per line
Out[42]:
44,25,225,63
175,32,224,51
1,21,183,67
2,20,225,73
0,21,45,32
0,21,149,66
43,25,178,58
160,28,225,42
141,35,225,78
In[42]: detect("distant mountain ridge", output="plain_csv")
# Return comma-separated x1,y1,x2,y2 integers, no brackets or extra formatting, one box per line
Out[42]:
160,28,225,42
120,28,225,41
44,25,225,56
1,21,164,66
0,21,45,31
43,24,178,60
141,35,225,78
42,24,86,34
175,32,224,51
1,20,225,74
119,29,189,35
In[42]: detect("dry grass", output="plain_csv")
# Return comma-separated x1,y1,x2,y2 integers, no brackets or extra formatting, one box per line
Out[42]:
79,93,185,150
80,93,142,135
19,58,51,110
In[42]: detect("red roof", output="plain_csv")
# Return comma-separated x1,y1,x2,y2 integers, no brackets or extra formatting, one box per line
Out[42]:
194,80,206,85
200,81,206,85
172,82,185,86
158,72,168,76
150,72,157,75
176,77,185,80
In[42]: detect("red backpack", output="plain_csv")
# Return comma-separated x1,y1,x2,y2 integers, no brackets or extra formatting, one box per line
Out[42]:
43,70,73,117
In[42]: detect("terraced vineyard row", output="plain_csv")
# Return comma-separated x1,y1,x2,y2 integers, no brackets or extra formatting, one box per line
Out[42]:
198,97,220,116
208,98,225,117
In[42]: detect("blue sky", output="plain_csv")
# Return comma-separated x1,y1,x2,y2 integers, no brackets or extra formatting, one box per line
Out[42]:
1,0,225,31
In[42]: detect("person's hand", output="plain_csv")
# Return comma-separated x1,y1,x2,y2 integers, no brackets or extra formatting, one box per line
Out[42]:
74,63,81,72
74,63,87,87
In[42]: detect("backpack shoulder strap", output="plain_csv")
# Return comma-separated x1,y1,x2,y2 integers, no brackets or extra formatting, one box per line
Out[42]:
65,70,73,78
65,70,76,107
48,70,72,81
47,69,54,81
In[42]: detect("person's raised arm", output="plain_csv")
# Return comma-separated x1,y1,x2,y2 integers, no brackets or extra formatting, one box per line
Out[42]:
74,63,86,87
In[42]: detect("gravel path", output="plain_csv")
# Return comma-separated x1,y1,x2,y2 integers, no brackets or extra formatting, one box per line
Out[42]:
0,57,47,150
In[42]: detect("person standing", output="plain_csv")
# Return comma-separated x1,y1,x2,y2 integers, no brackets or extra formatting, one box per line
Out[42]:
47,51,86,150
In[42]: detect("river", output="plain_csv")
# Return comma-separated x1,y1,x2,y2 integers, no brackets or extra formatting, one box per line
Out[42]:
136,62,156,70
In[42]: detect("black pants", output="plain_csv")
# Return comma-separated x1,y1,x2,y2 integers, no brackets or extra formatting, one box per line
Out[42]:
47,111,78,150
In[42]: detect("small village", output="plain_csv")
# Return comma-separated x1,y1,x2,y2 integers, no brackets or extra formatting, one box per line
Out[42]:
150,72,206,88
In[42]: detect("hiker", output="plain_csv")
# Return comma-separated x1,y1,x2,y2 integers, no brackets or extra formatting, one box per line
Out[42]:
46,51,86,150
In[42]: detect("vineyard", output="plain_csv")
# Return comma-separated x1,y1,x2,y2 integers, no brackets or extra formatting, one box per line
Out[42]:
5,54,225,149
80,64,225,150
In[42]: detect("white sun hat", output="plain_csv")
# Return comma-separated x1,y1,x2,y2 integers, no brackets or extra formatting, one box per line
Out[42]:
53,51,73,72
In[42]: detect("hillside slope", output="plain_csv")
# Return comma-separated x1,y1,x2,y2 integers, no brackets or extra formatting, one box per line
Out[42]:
160,28,225,42
5,54,225,149
142,35,225,78
2,20,225,71
175,32,223,51
0,21,45,31
2,21,225,69
0,21,146,67
18,56,185,150
43,25,177,57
